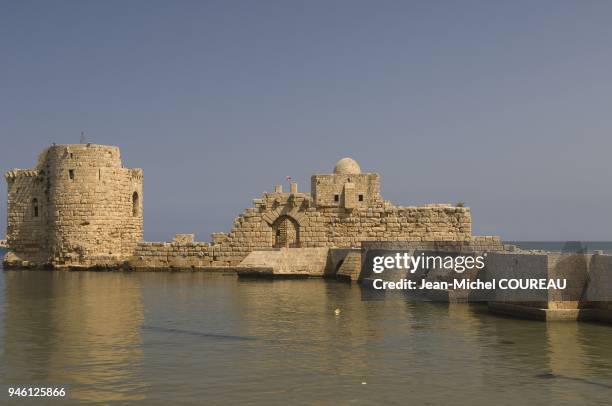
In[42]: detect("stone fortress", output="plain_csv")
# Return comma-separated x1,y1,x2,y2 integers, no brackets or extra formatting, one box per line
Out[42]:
3,144,489,270
3,144,612,323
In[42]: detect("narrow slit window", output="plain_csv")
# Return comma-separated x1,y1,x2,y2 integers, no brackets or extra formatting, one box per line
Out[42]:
358,194,364,202
132,192,139,217
334,194,339,202
69,169,75,180
32,198,39,218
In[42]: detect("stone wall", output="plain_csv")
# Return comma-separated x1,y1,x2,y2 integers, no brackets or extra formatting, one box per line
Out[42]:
485,251,612,322
129,241,214,270
126,154,474,270
127,196,473,269
585,254,612,309
335,250,363,282
221,194,471,265
4,144,143,268
356,238,507,287
140,157,473,269
312,173,381,208
5,169,48,265
483,252,550,307
485,251,610,309
6,152,475,270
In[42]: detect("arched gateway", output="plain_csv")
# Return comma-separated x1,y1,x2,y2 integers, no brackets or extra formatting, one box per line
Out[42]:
272,215,300,248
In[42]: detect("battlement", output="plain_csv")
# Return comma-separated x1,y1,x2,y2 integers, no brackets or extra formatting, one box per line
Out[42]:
130,168,143,181
5,169,39,180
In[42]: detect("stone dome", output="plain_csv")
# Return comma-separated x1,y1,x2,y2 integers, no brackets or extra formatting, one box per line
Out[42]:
333,157,361,175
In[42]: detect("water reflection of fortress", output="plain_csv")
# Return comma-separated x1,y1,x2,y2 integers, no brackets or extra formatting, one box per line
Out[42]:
3,272,146,402
3,273,609,404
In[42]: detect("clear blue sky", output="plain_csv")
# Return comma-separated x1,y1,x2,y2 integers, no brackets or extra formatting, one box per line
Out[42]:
2,1,612,241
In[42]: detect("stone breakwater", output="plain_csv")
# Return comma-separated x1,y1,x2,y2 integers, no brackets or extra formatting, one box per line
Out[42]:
353,241,612,323
129,237,612,323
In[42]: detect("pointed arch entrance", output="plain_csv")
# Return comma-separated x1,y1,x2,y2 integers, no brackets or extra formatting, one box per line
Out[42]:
272,215,300,248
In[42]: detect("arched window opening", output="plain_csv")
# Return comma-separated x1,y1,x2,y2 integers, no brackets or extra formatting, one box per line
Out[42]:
32,198,39,218
132,192,139,217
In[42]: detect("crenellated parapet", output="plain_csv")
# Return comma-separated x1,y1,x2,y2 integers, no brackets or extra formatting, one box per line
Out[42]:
130,168,143,181
5,169,39,180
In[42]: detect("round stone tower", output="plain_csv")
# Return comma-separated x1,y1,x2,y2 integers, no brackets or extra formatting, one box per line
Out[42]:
5,144,143,268
44,144,143,267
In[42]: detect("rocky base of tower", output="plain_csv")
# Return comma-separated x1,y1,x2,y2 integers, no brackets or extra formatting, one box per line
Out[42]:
3,251,50,270
2,250,132,271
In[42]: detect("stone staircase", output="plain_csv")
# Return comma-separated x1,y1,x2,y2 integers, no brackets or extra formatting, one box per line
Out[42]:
336,251,363,282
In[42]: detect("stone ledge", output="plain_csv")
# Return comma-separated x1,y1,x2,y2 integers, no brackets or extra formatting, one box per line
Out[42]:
236,248,330,277
488,302,612,323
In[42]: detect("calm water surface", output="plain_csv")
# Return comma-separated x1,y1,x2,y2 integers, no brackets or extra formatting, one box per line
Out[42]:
0,266,611,404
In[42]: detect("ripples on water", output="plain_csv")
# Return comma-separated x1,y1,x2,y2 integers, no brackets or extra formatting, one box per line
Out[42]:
0,269,611,405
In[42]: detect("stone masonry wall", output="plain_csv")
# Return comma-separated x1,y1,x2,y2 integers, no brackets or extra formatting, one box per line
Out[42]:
6,150,476,270
312,173,381,207
129,190,473,269
4,144,143,268
5,169,48,264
